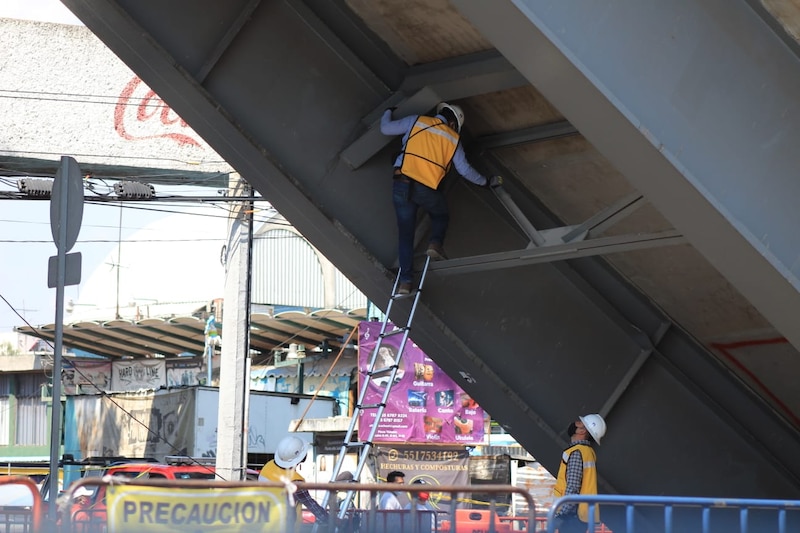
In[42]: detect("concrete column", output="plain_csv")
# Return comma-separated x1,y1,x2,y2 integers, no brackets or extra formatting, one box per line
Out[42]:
215,173,252,481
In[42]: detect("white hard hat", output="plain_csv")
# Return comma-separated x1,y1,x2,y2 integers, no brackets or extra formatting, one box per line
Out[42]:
275,435,310,468
579,414,607,444
436,102,465,132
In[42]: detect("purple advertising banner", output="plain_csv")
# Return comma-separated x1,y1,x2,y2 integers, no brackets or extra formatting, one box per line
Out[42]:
358,321,484,444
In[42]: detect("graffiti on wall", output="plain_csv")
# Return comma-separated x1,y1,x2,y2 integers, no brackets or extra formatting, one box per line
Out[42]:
71,388,195,460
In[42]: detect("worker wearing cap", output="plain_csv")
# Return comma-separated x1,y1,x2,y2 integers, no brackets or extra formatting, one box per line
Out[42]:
552,414,607,533
260,435,328,530
381,103,502,295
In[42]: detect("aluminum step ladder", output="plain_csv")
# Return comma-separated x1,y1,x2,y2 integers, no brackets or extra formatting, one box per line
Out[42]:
319,255,432,524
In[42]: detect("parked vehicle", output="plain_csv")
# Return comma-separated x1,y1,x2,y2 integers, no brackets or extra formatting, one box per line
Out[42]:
66,458,217,533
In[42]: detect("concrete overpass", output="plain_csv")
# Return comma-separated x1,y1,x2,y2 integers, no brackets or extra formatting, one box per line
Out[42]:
60,0,800,507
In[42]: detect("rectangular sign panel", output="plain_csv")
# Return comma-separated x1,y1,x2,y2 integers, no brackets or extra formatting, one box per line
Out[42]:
358,322,484,444
107,485,288,532
374,444,470,510
111,360,166,392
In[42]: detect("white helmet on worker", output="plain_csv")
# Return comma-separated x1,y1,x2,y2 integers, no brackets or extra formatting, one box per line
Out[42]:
579,414,607,444
436,102,465,133
275,435,310,468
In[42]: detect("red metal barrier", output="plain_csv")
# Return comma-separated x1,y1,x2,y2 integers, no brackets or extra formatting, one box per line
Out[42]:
0,475,43,532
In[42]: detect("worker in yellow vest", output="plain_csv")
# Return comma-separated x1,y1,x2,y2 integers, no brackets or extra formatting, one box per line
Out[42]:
381,102,502,295
552,413,607,533
259,435,329,531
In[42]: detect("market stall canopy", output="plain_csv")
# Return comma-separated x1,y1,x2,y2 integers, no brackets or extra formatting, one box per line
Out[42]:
16,308,367,359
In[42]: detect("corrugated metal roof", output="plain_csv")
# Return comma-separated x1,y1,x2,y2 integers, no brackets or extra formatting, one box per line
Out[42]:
251,222,368,310
17,309,367,359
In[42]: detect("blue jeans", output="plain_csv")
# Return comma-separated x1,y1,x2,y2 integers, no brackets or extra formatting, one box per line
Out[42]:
392,178,449,283
553,514,586,533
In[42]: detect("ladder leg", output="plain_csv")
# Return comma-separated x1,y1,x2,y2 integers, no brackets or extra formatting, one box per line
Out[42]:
318,256,432,524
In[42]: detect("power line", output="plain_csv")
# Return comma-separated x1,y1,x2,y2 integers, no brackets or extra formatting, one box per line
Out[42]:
0,88,180,108
0,149,227,167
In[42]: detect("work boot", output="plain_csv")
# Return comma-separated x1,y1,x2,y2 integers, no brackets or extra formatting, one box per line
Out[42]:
397,282,412,295
426,243,447,261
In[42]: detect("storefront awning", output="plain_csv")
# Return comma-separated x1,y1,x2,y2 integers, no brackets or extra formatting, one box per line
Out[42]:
16,308,367,359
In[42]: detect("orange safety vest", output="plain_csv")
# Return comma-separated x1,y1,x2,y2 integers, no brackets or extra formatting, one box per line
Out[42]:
553,443,599,523
399,115,459,189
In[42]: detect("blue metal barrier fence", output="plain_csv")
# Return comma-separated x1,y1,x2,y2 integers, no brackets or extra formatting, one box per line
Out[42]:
548,494,800,533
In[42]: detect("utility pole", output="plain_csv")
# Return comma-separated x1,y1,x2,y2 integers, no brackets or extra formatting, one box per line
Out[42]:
215,173,253,481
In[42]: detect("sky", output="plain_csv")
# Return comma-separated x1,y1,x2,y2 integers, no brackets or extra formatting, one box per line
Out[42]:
0,1,231,334
0,189,233,333
0,0,82,25
1,1,82,333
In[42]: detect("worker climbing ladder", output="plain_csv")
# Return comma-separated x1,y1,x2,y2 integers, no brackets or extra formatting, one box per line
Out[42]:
319,255,432,524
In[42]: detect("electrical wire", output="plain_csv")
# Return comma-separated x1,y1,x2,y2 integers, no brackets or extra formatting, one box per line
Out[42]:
0,196,292,228
0,87,174,104
0,148,227,168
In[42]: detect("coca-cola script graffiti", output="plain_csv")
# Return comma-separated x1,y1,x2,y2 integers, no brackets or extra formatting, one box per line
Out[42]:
115,76,201,147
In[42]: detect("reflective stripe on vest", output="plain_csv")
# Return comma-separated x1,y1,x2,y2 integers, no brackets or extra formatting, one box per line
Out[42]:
553,443,599,523
561,451,595,469
399,116,459,189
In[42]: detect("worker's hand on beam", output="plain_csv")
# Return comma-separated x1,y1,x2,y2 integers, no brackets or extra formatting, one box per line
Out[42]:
488,175,503,188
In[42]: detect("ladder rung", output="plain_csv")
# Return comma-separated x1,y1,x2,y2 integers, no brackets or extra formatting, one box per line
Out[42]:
356,403,384,410
342,441,367,449
392,290,416,299
380,328,408,338
368,366,395,375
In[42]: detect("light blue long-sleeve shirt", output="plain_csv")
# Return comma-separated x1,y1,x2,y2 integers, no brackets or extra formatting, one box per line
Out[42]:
380,109,488,186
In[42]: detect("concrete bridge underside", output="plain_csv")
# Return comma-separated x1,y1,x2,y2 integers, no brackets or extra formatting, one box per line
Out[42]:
61,0,800,514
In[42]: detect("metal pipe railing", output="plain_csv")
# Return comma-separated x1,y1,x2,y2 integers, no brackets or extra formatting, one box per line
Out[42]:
548,494,800,533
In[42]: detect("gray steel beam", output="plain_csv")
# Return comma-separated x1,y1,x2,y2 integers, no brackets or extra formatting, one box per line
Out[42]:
562,192,647,243
195,0,262,83
452,0,800,351
476,120,578,150
341,87,442,170
341,51,529,170
400,49,528,100
285,0,388,98
743,0,800,61
302,0,406,90
429,230,685,275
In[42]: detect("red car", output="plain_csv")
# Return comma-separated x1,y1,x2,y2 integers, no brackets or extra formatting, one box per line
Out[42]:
68,461,217,532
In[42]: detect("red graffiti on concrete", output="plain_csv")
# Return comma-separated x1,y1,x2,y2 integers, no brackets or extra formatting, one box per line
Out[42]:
115,76,201,147
711,337,799,426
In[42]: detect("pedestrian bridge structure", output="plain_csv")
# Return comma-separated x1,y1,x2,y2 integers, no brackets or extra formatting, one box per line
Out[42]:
63,0,800,509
